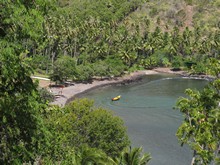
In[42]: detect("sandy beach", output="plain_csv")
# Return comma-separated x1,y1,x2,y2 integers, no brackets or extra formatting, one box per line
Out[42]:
48,68,188,107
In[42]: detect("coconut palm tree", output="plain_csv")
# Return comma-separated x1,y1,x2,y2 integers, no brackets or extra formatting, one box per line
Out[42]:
76,145,115,165
119,147,151,165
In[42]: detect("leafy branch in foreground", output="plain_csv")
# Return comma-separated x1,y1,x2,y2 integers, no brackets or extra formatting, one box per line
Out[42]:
176,58,220,164
0,43,48,164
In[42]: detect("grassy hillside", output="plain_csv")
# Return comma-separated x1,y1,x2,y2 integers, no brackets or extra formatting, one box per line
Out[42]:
125,0,220,33
56,0,219,41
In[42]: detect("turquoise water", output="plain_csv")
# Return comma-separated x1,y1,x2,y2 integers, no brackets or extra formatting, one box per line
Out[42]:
78,74,208,165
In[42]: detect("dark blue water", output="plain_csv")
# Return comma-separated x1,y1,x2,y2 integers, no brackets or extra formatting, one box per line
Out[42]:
78,74,208,165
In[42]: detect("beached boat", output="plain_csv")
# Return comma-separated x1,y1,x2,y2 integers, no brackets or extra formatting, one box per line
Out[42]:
112,95,121,101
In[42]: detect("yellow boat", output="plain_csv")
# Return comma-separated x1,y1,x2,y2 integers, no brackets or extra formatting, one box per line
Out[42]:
112,95,121,101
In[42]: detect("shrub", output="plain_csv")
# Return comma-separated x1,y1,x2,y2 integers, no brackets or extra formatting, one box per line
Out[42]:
191,62,207,75
38,88,55,103
171,56,184,69
75,64,94,82
50,56,76,84
46,98,130,159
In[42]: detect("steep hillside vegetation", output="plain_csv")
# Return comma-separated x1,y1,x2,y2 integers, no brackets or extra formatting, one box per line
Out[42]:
1,0,219,83
46,0,219,82
126,0,220,33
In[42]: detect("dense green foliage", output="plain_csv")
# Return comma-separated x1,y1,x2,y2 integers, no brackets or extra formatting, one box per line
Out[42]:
0,1,50,163
2,0,219,83
45,98,130,160
36,0,220,82
39,98,151,164
38,87,55,103
0,43,48,164
176,59,220,164
119,147,151,165
0,0,219,163
49,56,76,83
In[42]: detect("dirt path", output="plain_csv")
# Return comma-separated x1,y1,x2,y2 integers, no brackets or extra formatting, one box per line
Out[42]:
32,77,51,88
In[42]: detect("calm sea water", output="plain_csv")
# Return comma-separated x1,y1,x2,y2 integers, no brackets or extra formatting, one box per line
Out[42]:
78,74,208,165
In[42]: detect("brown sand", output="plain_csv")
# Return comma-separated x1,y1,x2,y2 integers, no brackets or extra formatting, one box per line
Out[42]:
49,68,187,107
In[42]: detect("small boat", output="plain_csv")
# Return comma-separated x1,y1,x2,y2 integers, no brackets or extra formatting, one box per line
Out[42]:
112,95,121,101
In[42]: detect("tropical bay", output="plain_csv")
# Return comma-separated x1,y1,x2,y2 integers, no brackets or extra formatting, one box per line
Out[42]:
1,0,219,164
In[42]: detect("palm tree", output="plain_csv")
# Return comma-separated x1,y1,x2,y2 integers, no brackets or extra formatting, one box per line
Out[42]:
119,147,151,165
76,145,115,165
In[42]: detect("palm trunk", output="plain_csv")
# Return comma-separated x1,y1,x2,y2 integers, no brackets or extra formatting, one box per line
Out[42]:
191,150,196,165
74,38,77,57
51,51,55,69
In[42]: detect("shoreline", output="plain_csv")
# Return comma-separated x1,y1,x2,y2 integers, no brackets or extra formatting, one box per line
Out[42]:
50,68,212,107
50,68,186,107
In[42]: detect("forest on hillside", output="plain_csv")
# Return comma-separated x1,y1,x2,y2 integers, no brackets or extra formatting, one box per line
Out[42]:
1,0,219,83
0,0,220,164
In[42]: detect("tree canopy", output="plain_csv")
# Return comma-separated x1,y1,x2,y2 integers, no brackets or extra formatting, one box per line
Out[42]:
45,98,130,159
0,42,48,164
1,0,219,82
176,59,220,164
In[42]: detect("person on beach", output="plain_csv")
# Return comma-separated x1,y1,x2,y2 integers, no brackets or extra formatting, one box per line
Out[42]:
58,85,64,95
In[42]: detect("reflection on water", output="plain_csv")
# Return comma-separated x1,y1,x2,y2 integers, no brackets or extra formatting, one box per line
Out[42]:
78,74,208,165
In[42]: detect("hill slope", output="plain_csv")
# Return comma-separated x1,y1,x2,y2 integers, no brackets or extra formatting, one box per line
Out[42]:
126,0,219,33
